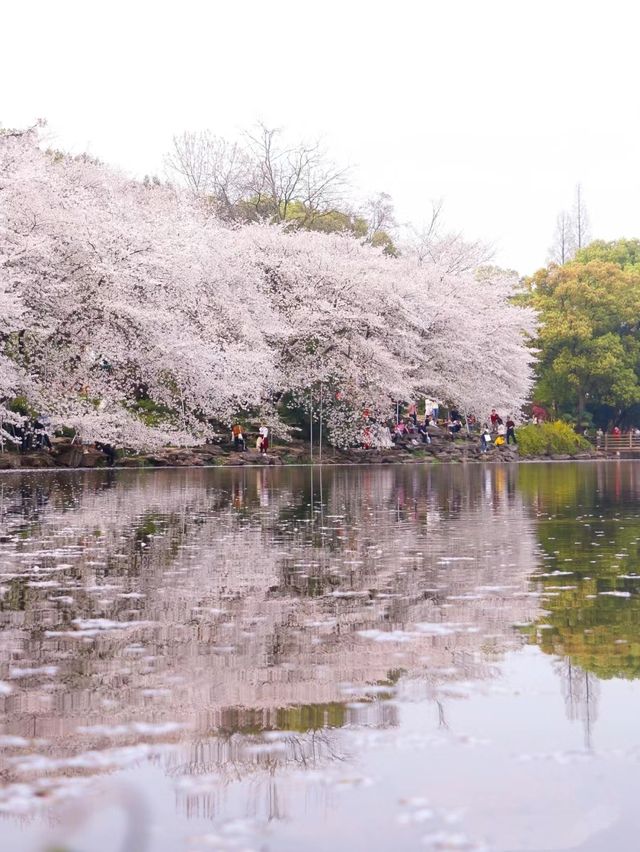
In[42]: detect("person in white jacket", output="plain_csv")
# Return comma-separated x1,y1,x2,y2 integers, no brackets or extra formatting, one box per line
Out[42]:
258,425,269,454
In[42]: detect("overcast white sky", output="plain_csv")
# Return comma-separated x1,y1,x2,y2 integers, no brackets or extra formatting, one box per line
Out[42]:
3,0,638,275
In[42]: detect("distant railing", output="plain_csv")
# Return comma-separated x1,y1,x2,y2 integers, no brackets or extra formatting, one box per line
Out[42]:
603,434,640,452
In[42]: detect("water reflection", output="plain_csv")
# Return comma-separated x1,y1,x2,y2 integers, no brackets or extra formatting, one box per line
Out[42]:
524,463,640,683
1,462,640,850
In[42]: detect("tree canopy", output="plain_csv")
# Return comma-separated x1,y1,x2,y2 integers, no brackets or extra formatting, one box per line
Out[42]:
526,241,640,423
574,238,640,269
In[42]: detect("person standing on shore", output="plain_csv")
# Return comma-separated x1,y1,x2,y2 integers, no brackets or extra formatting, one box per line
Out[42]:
259,425,269,454
425,399,439,422
480,424,491,453
506,415,517,445
231,424,245,451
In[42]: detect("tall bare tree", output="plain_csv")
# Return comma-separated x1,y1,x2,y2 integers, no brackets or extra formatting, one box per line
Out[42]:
549,210,574,264
572,182,590,251
548,184,591,265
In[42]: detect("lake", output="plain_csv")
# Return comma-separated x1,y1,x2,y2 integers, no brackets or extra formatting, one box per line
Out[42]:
2,462,640,851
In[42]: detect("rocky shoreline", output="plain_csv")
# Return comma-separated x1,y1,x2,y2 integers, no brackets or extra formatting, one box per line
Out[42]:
0,433,606,471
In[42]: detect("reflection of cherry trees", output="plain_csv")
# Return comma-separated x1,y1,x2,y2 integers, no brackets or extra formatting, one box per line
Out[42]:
0,465,541,818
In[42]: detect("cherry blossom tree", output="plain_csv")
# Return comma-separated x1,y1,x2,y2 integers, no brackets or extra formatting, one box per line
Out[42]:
0,129,279,446
0,128,536,450
238,225,535,445
0,234,28,446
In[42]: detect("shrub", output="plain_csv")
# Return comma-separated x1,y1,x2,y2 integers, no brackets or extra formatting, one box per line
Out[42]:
131,398,173,427
517,420,591,457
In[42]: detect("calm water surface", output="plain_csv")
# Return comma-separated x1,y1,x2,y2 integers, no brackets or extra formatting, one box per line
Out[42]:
1,462,640,851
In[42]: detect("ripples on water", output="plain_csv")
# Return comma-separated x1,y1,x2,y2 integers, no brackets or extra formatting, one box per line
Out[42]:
2,462,640,851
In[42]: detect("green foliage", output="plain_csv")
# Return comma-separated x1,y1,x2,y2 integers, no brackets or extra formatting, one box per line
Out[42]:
516,420,591,457
8,395,37,417
283,201,360,232
131,398,173,427
214,195,398,253
57,426,76,439
283,201,397,254
310,211,369,238
369,228,398,256
574,238,640,269
526,258,640,422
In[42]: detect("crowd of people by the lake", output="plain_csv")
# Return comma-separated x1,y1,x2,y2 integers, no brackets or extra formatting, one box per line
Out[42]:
5,404,639,464
386,404,518,452
227,405,523,456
